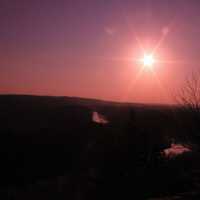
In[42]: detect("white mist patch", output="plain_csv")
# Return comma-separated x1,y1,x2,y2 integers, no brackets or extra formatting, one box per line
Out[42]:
92,111,109,124
162,143,191,159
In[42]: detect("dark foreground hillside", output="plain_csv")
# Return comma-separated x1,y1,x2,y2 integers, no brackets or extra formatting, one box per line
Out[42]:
0,95,199,200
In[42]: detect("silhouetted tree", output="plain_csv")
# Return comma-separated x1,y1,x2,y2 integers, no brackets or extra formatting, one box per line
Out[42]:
178,72,200,111
177,71,200,139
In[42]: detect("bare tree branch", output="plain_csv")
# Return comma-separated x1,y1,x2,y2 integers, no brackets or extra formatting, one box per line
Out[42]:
177,71,200,112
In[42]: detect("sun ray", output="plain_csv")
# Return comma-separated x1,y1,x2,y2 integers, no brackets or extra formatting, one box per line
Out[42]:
118,0,146,54
152,19,176,55
121,64,146,102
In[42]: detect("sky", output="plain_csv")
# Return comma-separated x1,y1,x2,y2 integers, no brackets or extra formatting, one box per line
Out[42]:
1,0,200,104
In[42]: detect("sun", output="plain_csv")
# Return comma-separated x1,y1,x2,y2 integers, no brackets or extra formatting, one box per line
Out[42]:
141,54,155,68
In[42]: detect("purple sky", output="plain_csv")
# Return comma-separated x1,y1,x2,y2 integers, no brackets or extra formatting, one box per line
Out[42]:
1,0,200,104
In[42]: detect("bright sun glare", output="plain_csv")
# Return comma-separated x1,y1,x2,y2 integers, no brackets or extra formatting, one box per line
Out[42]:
142,54,155,68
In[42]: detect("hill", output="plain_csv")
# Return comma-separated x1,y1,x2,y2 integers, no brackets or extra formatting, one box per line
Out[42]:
0,95,199,199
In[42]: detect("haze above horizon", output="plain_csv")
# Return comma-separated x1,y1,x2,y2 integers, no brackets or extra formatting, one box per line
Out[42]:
1,0,200,104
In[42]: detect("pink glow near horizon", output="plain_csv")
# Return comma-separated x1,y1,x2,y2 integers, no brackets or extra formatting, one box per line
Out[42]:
0,1,199,104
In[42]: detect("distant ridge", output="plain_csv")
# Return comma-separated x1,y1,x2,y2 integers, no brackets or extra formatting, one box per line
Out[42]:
0,94,174,109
